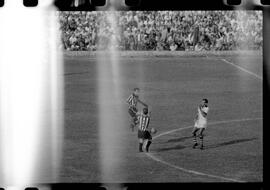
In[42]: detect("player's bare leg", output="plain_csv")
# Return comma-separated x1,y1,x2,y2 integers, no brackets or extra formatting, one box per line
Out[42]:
130,117,139,132
130,124,135,131
128,108,136,131
130,117,135,131
128,107,138,132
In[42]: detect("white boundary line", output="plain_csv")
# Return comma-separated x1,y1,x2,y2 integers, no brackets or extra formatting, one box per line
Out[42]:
221,59,262,80
145,117,262,182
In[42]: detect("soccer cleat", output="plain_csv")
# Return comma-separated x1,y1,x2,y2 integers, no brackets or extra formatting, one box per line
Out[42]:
192,143,198,149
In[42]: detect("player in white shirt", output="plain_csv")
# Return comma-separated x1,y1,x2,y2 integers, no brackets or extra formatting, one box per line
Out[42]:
192,99,209,150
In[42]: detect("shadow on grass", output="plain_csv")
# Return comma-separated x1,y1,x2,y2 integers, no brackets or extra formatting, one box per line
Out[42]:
154,144,186,152
155,137,257,152
167,136,193,143
157,136,193,144
205,137,257,150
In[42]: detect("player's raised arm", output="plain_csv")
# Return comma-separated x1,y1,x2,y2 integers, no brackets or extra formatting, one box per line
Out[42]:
147,106,152,117
199,108,207,117
198,99,209,117
138,98,148,108
202,106,209,116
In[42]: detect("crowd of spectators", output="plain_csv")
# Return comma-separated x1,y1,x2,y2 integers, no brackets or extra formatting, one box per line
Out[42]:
57,11,262,51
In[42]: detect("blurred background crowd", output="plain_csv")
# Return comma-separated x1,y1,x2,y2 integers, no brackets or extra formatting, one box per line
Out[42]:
57,11,262,51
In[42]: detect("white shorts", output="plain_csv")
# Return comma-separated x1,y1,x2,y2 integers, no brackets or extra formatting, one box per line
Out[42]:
194,120,207,129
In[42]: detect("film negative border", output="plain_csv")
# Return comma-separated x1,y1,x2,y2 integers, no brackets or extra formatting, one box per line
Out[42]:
0,0,269,10
23,0,38,7
0,182,265,190
52,0,268,11
0,0,267,189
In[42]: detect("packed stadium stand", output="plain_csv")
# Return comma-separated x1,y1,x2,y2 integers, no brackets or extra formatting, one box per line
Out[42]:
57,11,262,51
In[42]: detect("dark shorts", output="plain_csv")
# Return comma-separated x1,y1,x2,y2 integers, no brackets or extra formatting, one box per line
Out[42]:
138,130,152,140
128,107,138,118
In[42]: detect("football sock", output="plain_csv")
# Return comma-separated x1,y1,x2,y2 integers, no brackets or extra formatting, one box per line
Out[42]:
193,135,197,144
199,135,203,147
146,141,152,152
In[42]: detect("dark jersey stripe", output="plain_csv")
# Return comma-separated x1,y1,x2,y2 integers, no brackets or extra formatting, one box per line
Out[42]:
138,113,150,131
127,93,138,107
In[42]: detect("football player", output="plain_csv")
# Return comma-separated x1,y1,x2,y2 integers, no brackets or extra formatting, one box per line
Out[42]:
126,88,148,131
137,107,152,152
192,98,209,150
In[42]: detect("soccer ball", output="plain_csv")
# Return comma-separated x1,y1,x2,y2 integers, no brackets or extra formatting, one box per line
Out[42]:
150,127,157,134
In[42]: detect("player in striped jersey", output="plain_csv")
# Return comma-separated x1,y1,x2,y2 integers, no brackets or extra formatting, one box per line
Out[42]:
192,99,209,150
137,107,152,152
126,88,148,131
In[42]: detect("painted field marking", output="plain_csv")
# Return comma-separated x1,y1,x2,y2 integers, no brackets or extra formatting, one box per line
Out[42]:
221,59,262,80
146,117,262,182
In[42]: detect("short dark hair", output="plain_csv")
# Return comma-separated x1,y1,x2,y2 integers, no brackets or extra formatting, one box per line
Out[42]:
143,107,148,114
134,87,140,91
203,98,208,103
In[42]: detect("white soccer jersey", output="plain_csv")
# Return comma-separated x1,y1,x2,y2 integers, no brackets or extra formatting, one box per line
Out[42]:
195,105,209,128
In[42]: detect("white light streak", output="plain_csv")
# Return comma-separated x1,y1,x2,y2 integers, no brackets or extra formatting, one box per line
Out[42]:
0,1,63,189
97,8,126,185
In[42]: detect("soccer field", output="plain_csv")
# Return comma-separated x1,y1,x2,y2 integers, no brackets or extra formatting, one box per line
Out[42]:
61,51,262,183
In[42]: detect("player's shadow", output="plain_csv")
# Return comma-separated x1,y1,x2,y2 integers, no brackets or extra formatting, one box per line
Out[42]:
158,136,193,144
155,137,257,152
155,144,186,152
167,136,193,143
205,137,257,150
